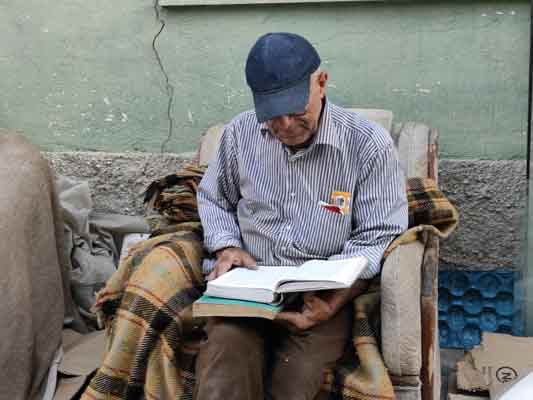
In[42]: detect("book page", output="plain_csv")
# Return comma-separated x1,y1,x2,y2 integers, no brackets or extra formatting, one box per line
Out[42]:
208,266,296,292
277,257,368,292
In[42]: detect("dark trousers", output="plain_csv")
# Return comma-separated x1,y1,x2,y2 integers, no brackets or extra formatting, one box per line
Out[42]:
194,306,351,400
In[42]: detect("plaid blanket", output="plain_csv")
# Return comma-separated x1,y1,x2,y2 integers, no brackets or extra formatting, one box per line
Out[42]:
143,166,205,236
81,167,458,400
407,177,458,238
82,223,205,400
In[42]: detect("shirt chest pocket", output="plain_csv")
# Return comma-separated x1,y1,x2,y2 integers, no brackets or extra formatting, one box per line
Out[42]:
295,206,352,257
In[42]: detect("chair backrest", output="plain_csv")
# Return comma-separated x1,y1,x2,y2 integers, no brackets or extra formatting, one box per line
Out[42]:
198,123,226,167
346,108,393,133
394,122,438,182
197,108,437,182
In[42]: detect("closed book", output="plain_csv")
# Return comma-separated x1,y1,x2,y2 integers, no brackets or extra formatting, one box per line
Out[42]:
193,295,283,320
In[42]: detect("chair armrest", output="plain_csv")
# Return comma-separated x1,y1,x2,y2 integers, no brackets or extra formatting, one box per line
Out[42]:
381,240,424,377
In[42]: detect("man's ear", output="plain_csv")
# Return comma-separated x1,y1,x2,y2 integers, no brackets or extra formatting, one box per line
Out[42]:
318,71,328,97
318,71,329,85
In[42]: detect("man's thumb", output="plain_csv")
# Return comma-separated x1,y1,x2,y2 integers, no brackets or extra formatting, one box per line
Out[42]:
242,252,257,268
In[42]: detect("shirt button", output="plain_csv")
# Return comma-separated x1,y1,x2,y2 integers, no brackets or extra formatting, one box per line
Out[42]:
286,225,291,231
281,246,287,251
290,192,296,197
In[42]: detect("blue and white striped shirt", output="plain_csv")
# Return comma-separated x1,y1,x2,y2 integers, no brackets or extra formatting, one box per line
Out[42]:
197,101,408,279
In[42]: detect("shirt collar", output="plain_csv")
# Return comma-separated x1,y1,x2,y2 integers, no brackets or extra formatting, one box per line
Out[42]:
313,99,340,150
259,122,269,135
259,99,340,151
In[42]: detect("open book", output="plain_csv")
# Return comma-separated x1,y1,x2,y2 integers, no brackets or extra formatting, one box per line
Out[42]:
203,256,368,305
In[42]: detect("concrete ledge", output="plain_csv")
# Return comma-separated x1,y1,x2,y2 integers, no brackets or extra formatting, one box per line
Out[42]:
44,152,528,271
44,151,196,215
440,159,527,271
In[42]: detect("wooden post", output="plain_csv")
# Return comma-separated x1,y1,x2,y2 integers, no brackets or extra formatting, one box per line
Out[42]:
428,128,439,184
420,232,440,400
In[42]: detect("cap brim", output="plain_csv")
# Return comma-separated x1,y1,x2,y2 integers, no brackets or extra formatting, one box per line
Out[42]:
252,78,309,123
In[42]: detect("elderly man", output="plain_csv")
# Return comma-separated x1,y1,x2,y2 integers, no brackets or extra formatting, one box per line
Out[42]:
194,32,408,400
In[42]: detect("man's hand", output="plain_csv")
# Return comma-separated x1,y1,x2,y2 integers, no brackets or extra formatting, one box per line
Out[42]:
275,280,369,332
275,292,334,332
207,247,257,281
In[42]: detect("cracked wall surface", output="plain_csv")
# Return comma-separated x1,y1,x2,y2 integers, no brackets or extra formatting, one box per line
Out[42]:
152,0,175,152
0,0,171,152
0,0,529,159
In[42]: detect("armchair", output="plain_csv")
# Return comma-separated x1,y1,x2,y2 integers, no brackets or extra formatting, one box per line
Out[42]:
196,109,441,400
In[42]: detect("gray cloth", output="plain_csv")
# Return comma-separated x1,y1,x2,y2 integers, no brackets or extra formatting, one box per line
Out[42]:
40,348,63,400
0,132,75,400
56,176,150,315
0,131,149,400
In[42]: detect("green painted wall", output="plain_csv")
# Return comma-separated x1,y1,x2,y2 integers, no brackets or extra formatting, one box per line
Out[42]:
0,0,529,159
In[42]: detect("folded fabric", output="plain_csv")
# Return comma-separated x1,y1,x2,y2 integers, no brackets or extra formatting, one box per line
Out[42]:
407,177,459,237
143,165,205,236
57,175,150,315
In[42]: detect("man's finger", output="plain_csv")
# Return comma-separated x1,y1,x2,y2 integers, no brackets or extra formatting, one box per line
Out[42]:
303,291,316,303
206,270,216,281
276,311,307,331
307,294,328,307
303,293,319,309
207,260,233,281
216,263,233,279
276,311,297,322
275,311,299,325
241,252,257,269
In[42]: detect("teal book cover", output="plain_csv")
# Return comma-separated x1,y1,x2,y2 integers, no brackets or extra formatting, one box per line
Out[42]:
196,295,282,311
193,295,283,319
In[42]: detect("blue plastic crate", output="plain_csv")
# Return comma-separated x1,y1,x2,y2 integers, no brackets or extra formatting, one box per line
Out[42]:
438,270,523,349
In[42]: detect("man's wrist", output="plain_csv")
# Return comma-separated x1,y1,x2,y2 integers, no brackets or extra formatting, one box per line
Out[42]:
214,246,238,258
325,280,370,314
209,237,242,257
324,288,352,315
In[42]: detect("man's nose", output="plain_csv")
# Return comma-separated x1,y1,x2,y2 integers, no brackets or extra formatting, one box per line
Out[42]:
272,115,292,130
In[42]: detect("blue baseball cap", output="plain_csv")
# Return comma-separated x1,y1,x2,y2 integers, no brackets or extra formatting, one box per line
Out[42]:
245,32,321,123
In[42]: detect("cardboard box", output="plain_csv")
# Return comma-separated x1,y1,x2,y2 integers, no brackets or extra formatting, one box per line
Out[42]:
53,329,106,400
448,395,489,400
456,333,533,399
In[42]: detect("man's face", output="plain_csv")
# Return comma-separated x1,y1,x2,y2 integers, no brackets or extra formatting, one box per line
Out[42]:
265,71,328,147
